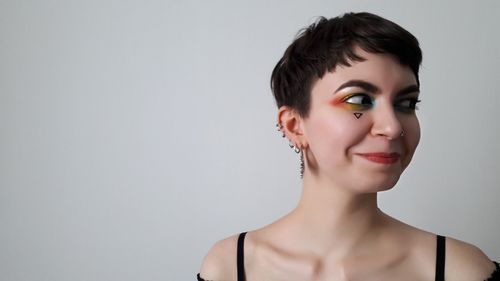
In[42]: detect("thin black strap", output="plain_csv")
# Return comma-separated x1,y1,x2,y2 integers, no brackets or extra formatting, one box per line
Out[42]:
435,235,446,281
237,232,247,281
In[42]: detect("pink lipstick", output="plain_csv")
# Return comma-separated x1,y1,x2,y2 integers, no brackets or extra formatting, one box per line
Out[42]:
356,152,400,164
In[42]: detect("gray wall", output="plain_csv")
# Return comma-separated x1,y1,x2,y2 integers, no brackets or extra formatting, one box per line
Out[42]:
1,0,499,280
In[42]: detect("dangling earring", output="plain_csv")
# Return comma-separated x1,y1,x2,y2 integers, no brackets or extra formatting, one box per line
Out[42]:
278,123,305,179
299,150,304,179
291,143,304,179
293,146,300,154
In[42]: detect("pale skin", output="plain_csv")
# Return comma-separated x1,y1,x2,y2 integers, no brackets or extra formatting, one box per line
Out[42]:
199,48,496,281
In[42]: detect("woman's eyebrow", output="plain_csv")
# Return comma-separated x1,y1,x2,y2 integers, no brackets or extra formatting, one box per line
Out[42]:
334,80,379,94
334,79,419,96
396,84,420,96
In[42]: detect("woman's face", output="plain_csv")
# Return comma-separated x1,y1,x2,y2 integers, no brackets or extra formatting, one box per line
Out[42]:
302,48,420,192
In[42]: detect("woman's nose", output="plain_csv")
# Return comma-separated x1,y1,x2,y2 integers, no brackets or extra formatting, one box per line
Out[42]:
370,101,403,140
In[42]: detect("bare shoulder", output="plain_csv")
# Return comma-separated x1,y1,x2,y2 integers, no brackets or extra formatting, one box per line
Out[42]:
382,215,497,280
198,234,240,281
445,236,497,281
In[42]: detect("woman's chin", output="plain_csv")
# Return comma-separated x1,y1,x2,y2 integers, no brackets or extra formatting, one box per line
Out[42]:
352,174,401,193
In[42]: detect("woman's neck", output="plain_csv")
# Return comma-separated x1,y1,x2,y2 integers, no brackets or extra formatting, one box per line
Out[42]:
280,178,385,260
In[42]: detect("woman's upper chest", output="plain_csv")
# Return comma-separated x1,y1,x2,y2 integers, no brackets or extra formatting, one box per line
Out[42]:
244,236,436,281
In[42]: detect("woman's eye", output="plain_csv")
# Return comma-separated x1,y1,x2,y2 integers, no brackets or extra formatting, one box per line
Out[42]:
344,94,373,108
395,98,421,111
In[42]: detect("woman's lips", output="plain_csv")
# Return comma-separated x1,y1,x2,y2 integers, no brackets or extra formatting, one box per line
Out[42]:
356,152,401,164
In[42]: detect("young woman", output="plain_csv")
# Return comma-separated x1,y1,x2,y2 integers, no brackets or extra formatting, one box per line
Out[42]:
197,12,499,281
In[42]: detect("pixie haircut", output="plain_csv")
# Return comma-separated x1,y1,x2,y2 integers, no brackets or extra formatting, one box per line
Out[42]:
270,12,422,118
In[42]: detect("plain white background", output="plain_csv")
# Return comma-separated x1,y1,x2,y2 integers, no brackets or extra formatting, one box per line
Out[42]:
1,0,499,280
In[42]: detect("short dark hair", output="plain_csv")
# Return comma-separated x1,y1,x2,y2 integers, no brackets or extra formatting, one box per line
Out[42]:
270,12,422,118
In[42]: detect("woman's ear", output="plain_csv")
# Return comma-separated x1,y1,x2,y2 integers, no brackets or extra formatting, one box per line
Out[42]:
277,106,308,149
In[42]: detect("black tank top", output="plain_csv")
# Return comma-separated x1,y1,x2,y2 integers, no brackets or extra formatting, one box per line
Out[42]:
198,232,500,281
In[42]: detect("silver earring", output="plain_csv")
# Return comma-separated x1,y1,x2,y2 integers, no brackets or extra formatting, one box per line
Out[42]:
299,150,304,179
400,130,405,137
293,144,304,178
276,123,285,137
289,142,304,178
294,146,300,154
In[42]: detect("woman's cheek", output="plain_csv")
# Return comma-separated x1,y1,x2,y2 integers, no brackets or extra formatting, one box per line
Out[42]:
309,112,367,152
402,117,421,169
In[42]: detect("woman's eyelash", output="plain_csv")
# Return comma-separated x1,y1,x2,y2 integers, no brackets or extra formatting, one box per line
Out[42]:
338,94,421,112
343,94,373,105
395,98,421,110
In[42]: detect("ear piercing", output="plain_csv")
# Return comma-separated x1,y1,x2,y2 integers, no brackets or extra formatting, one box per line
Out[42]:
400,130,405,137
289,141,304,178
289,141,301,153
276,123,285,137
299,150,304,178
277,122,304,178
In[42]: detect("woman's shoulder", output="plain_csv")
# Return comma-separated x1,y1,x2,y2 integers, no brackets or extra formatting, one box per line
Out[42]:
198,233,241,281
443,236,497,281
406,226,496,280
387,216,497,280
197,225,498,280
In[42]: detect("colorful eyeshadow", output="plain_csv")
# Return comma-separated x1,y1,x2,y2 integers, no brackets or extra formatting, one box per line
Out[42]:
330,95,373,111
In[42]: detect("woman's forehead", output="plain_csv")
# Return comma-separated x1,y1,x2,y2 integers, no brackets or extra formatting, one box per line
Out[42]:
314,51,418,95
